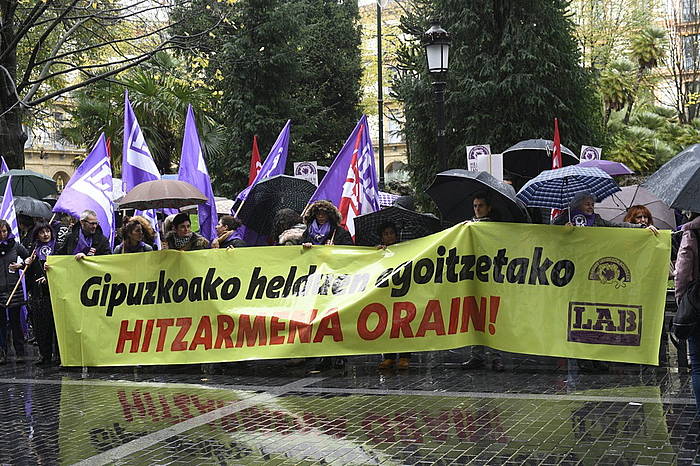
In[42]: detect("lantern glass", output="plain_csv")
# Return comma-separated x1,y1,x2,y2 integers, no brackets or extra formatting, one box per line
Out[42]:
426,42,449,74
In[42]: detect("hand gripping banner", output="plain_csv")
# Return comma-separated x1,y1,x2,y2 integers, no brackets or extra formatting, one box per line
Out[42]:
47,223,671,366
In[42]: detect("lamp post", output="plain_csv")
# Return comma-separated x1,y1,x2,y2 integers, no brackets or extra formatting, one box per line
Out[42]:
422,20,451,172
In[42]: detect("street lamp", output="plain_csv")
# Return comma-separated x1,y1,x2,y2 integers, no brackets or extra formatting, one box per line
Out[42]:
422,20,451,172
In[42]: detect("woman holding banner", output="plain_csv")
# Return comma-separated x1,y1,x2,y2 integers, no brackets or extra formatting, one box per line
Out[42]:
164,213,209,251
25,222,58,365
377,222,412,371
0,219,30,363
301,200,352,373
675,212,700,413
301,200,353,247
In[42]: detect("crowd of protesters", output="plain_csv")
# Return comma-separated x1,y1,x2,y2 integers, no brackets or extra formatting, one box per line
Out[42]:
0,192,677,379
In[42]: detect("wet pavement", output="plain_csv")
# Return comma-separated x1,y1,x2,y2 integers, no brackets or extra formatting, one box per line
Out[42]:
1,343,700,465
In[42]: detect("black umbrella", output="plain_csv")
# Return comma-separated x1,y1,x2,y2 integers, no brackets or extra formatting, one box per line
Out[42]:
354,206,441,246
0,169,57,199
426,169,529,224
0,196,53,219
502,139,578,191
642,144,700,212
237,175,317,235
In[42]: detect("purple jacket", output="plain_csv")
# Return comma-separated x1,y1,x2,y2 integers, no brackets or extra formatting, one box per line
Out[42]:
675,216,700,303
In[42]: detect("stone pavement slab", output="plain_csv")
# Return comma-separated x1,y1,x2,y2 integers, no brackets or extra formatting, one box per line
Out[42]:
0,345,699,465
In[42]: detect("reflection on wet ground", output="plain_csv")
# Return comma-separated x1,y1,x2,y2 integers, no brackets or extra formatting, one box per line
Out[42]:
1,347,699,465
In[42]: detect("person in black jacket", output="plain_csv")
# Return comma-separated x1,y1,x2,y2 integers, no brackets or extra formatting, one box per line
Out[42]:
113,219,154,254
301,200,353,247
212,215,246,249
300,200,353,373
0,219,30,363
56,210,112,259
25,222,57,365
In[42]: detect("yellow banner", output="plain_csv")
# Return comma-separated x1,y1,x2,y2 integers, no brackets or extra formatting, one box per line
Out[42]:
47,223,671,366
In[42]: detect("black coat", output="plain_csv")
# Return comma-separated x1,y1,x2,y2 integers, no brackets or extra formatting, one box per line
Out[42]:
56,223,112,256
301,224,354,246
0,238,30,308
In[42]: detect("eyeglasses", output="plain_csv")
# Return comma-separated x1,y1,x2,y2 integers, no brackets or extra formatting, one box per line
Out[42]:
82,220,99,226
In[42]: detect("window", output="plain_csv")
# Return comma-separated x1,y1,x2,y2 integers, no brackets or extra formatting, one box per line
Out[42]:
684,34,700,69
683,0,698,23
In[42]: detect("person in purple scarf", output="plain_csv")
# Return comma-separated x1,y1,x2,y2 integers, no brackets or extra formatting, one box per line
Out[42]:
55,210,111,259
25,222,58,365
301,200,353,247
113,219,154,254
0,219,30,363
552,192,658,233
212,215,246,249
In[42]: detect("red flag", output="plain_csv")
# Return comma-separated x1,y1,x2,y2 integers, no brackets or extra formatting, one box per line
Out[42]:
248,135,262,186
552,118,562,170
551,118,563,220
106,136,112,159
338,124,364,238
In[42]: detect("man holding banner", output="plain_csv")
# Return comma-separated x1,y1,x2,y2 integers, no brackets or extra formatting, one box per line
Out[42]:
56,210,111,259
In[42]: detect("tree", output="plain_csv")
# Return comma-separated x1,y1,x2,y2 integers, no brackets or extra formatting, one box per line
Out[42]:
172,0,362,197
570,0,660,72
599,59,635,127
0,0,222,168
393,0,603,194
623,26,666,123
62,52,226,176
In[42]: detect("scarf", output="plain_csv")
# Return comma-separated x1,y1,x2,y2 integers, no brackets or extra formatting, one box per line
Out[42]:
172,233,193,250
123,241,146,253
0,233,14,247
73,228,93,255
308,220,331,245
570,210,596,227
34,240,55,261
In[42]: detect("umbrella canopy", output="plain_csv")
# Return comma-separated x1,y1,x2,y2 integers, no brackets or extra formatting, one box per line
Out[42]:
14,196,53,219
596,185,676,230
237,175,316,235
354,206,441,246
378,191,399,208
181,196,235,215
642,144,700,212
579,160,634,176
118,179,207,210
0,169,57,199
502,139,578,190
516,165,620,209
426,169,528,224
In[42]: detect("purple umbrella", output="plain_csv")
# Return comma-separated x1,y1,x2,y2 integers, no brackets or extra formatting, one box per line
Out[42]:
579,160,634,176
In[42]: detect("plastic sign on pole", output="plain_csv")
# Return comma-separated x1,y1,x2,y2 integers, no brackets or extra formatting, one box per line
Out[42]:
294,161,319,186
580,146,602,161
476,153,503,181
466,144,490,171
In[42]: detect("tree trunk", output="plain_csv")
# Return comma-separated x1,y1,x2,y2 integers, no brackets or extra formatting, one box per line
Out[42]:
0,17,26,169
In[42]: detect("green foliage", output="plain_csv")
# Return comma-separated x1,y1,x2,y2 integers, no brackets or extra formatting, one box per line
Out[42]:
62,52,225,178
605,105,700,172
172,0,362,198
393,0,603,196
599,60,635,124
630,26,667,70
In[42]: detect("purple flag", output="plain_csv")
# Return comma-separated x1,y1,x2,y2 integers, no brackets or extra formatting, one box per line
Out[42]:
308,115,379,236
54,134,114,245
122,92,160,190
0,157,9,175
236,120,291,203
0,177,28,332
122,91,162,248
0,176,19,237
178,105,217,242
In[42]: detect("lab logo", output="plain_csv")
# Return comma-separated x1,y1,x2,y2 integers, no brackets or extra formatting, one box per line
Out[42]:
571,214,589,227
568,302,642,346
466,144,490,171
588,257,631,288
580,145,602,161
